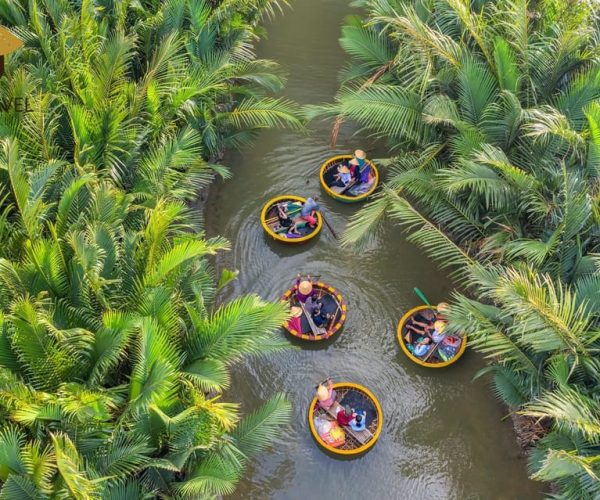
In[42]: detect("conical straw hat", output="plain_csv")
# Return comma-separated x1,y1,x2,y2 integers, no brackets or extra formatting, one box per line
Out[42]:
354,149,366,160
298,280,313,295
434,320,446,332
338,165,350,174
290,306,302,318
317,385,329,401
437,302,450,313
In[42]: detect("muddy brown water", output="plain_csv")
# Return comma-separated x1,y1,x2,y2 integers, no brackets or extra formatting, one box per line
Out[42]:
205,1,543,498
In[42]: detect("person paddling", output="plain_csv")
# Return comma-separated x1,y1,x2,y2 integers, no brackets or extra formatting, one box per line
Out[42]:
354,149,372,184
316,378,336,410
295,274,315,303
354,149,367,168
300,196,320,228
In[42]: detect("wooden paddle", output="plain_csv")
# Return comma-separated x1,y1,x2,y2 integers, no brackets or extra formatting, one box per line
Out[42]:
338,161,370,195
413,287,432,306
299,301,322,337
326,303,341,334
321,213,338,240
423,342,441,362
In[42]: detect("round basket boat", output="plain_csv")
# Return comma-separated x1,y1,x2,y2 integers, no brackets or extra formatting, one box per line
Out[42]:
260,195,323,244
397,305,467,368
282,281,346,341
308,382,383,456
319,155,379,203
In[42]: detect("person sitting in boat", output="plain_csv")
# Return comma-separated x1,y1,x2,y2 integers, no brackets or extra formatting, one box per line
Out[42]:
438,334,461,361
312,301,331,328
353,150,372,183
300,196,320,228
404,309,435,343
295,275,314,303
314,416,345,447
358,165,373,185
408,336,432,357
336,405,355,426
277,203,292,227
431,320,447,343
331,163,353,188
350,410,367,432
316,378,336,410
286,306,303,333
436,302,450,321
349,158,360,181
276,203,300,235
304,294,318,314
354,149,367,168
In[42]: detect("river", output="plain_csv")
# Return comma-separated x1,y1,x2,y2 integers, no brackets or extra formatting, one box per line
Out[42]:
205,0,543,498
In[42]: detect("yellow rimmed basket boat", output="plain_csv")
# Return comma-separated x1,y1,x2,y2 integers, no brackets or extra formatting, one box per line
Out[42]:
319,155,379,203
282,281,347,341
308,382,383,456
260,195,323,244
397,305,467,368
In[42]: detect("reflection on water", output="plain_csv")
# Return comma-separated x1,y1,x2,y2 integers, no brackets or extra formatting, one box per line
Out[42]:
205,0,543,498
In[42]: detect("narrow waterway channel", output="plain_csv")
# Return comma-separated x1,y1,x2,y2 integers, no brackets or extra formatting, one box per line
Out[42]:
205,1,543,498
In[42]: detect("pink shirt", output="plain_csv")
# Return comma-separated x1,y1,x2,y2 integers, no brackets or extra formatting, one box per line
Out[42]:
318,387,335,409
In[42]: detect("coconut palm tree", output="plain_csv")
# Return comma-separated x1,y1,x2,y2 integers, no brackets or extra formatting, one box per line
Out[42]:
0,0,301,191
0,0,298,496
310,0,600,275
0,137,292,497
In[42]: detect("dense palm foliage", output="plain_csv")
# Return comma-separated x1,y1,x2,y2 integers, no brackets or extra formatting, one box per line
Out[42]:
0,0,296,497
0,0,300,194
313,0,600,496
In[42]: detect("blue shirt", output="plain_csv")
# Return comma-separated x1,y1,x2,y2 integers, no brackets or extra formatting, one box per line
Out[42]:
414,343,430,356
301,197,320,217
432,330,446,343
350,411,367,431
339,172,352,184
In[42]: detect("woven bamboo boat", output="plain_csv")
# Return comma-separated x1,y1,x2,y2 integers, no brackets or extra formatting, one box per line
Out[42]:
282,280,346,341
397,305,467,368
260,195,322,244
308,382,383,456
319,155,379,203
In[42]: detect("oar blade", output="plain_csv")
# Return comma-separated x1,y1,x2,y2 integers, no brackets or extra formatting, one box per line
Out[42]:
413,287,431,306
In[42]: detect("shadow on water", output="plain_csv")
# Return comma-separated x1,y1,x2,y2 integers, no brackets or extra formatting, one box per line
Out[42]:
204,0,545,498
284,331,342,351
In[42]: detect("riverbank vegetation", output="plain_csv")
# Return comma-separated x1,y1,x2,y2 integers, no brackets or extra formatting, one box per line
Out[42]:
315,0,600,496
0,0,296,497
